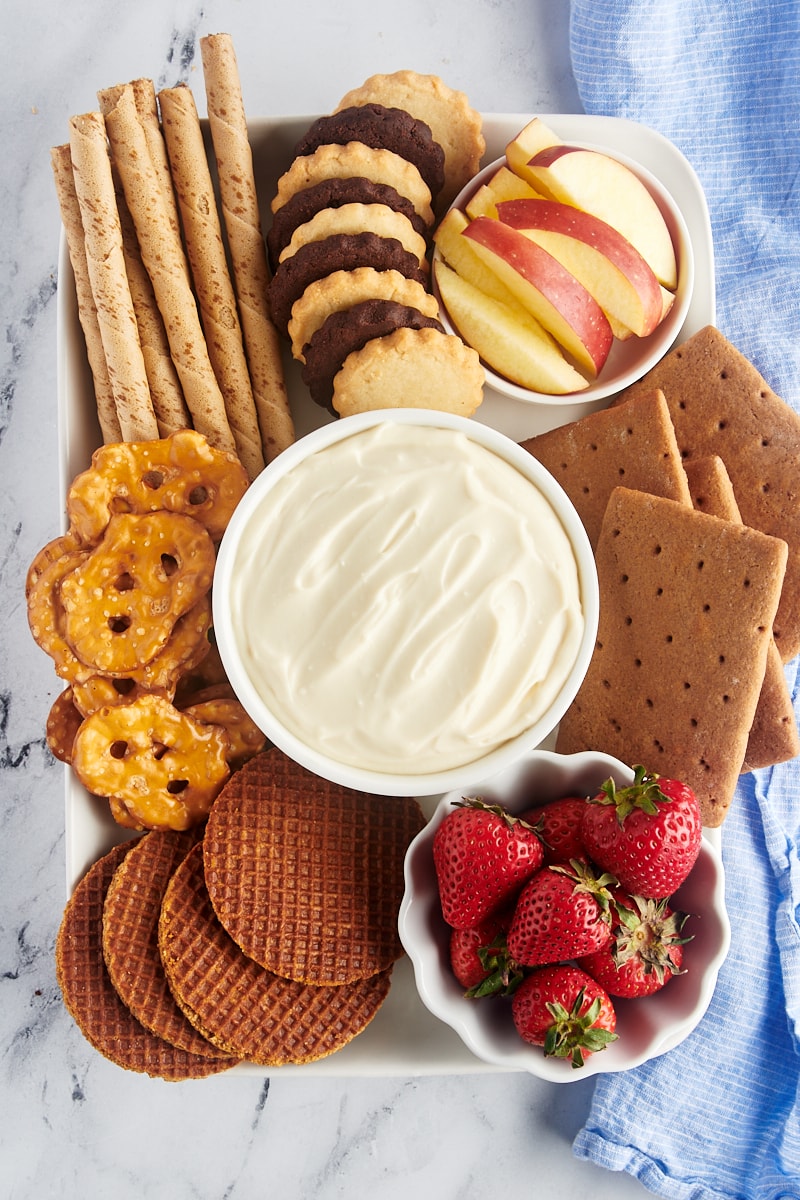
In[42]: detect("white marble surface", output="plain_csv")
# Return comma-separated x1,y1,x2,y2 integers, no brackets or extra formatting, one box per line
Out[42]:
0,2,656,1196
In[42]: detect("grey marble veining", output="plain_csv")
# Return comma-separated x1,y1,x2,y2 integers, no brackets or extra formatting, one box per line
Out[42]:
0,3,651,1197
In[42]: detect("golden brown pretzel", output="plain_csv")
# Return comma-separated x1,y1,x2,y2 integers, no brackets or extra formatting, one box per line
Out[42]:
71,693,231,831
59,511,215,675
46,688,83,764
26,539,95,684
66,429,249,545
181,695,267,768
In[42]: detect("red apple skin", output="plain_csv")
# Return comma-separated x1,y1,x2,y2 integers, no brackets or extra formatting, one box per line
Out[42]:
496,198,664,337
463,216,613,375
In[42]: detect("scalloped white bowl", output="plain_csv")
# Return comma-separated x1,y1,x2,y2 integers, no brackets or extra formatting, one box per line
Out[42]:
434,147,695,414
399,749,731,1081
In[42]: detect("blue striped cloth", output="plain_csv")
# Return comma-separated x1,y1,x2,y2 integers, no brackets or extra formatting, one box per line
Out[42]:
568,4,800,1197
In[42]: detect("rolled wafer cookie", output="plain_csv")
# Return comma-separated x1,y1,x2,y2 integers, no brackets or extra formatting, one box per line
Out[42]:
104,84,236,457
50,143,122,444
97,78,187,278
68,113,158,442
159,84,264,480
200,32,294,462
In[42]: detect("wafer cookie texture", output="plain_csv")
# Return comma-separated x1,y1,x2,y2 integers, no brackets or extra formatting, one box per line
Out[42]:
159,842,393,1066
203,749,426,986
556,487,788,827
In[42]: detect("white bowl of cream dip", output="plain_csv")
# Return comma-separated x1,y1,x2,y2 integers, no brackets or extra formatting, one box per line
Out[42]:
213,409,599,796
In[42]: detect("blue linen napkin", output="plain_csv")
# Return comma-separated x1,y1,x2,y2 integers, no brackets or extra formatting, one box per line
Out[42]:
568,3,800,1197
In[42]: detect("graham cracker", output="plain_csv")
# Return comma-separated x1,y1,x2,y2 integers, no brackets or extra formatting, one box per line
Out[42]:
521,388,691,549
683,454,799,772
616,325,800,662
556,486,788,826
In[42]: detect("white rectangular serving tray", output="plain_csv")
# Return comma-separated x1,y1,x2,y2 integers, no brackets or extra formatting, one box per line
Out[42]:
57,113,715,1076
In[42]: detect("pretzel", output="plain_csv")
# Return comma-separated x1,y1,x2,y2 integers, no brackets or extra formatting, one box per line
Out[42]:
59,511,215,675
70,597,213,716
26,538,95,684
66,430,249,546
71,693,231,831
46,688,83,764
181,695,267,768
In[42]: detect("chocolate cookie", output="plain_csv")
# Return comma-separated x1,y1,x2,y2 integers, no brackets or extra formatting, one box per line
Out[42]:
293,104,445,204
267,232,429,334
301,298,443,412
266,176,428,269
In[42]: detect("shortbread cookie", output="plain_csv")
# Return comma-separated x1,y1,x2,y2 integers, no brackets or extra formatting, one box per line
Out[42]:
278,202,428,270
615,325,800,662
335,70,485,210
302,299,443,412
272,142,434,228
293,103,445,202
520,388,691,548
556,486,788,826
288,266,440,362
683,454,799,773
203,749,426,986
332,325,484,418
159,841,393,1066
55,840,232,1078
267,176,428,268
268,232,428,334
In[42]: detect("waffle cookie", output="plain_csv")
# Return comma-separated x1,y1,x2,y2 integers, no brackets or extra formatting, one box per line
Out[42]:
55,840,233,1079
102,828,234,1059
159,842,393,1065
203,748,426,985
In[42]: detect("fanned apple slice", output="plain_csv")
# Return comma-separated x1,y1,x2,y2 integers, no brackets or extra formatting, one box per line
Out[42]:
466,166,544,220
496,198,664,337
434,260,589,394
434,209,525,311
505,116,562,179
462,217,613,377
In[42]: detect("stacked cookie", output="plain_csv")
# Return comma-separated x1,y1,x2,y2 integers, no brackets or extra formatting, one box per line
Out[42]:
267,71,486,418
56,748,426,1075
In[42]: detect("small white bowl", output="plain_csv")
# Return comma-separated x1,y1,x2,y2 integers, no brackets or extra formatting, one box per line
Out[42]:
398,749,731,1080
434,148,695,413
213,409,599,797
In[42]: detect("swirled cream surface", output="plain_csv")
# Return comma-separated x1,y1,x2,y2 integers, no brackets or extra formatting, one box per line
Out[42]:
229,423,585,774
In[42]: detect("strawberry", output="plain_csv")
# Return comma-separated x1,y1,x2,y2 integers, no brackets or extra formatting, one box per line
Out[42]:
449,908,523,997
581,766,702,898
512,964,618,1068
520,795,588,865
578,892,691,998
433,798,543,929
507,859,616,967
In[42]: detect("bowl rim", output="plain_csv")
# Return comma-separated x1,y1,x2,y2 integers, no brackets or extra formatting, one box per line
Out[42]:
398,747,732,1080
434,144,696,407
213,409,600,797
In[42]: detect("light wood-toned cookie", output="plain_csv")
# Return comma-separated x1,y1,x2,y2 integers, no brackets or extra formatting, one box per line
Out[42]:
67,113,158,442
200,32,294,463
51,144,122,444
272,142,435,229
335,70,485,211
556,486,788,826
104,85,236,456
521,388,691,549
684,454,799,773
615,325,800,662
159,84,264,480
288,266,440,362
279,202,429,272
332,326,484,418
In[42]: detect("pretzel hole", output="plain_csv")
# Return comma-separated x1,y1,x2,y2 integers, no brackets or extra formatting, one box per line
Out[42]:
188,486,209,506
114,572,135,592
112,678,136,696
110,740,128,759
142,470,164,490
152,742,170,760
167,779,189,794
161,554,179,577
109,615,131,634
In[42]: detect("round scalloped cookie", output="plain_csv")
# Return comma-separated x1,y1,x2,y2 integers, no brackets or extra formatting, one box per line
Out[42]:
278,203,429,271
331,325,484,418
288,267,441,362
272,143,434,228
334,71,485,210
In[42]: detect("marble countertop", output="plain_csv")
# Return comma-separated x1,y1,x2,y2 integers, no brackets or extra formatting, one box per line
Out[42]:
1,2,655,1196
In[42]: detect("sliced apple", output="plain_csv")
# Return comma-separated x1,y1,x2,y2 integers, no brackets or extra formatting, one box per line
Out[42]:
496,198,664,337
465,166,543,219
434,209,528,313
434,260,588,394
462,217,613,377
521,146,678,290
505,116,562,180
